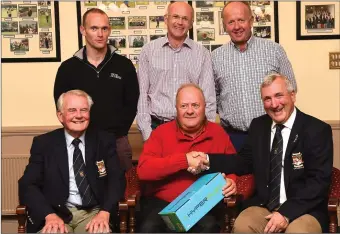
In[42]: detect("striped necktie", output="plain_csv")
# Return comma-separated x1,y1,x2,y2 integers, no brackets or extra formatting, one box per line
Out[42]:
267,124,284,211
72,138,97,208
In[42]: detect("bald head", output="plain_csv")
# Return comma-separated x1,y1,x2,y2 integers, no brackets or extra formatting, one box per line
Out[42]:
167,2,194,20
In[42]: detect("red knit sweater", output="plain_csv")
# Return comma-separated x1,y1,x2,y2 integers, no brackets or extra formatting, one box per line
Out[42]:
137,120,237,202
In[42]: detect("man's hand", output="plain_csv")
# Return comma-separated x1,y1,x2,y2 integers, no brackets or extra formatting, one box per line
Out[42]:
186,151,208,175
86,210,110,233
42,213,68,233
221,173,237,197
264,212,289,233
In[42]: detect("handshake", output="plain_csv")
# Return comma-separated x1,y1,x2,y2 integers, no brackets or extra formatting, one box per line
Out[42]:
186,151,209,175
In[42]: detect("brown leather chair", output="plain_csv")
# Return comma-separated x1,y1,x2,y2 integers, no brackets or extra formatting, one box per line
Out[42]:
16,166,140,233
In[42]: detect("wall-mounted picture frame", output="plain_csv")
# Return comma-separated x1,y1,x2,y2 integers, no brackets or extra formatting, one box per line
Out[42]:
1,1,60,63
296,1,340,40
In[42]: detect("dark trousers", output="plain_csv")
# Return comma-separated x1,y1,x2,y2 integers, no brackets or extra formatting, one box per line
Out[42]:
223,127,248,152
116,135,132,171
151,115,170,130
139,197,221,233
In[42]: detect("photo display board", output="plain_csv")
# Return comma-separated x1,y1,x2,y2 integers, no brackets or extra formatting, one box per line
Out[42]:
1,0,60,62
192,1,278,52
77,1,171,69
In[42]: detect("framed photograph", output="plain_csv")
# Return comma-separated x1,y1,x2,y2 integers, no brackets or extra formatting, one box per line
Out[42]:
116,1,135,8
196,1,214,8
197,28,215,41
84,1,97,7
149,16,165,29
18,4,37,18
128,16,147,29
196,12,214,26
150,34,165,41
128,35,147,48
129,54,140,69
2,4,18,18
296,2,340,40
253,26,271,39
108,36,126,49
1,1,60,63
109,17,125,30
39,32,53,50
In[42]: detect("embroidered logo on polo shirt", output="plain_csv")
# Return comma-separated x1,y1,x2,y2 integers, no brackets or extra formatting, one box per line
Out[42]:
110,73,122,79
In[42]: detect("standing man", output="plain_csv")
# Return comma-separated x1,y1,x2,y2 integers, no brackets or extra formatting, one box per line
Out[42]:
54,8,139,171
191,74,333,233
212,1,297,151
137,2,216,141
19,90,125,233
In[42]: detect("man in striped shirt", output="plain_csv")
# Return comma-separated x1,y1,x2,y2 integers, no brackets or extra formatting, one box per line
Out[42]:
137,2,216,141
212,1,297,151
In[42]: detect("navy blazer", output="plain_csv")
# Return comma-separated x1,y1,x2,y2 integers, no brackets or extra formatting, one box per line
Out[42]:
18,127,126,233
208,108,333,232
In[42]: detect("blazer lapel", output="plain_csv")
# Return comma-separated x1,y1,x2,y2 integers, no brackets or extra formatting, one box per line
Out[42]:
54,129,69,187
283,109,304,189
84,130,99,197
262,116,273,183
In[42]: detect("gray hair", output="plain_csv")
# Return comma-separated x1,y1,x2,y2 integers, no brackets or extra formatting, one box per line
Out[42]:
261,74,295,93
176,83,205,104
57,89,94,112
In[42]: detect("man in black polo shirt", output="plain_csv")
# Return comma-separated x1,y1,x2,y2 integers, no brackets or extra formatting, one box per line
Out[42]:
54,8,139,171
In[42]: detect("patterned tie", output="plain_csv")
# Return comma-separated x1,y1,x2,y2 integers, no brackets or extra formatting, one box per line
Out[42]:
267,124,284,211
72,138,97,208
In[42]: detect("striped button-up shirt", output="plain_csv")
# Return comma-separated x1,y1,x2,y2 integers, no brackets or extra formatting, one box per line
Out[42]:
212,36,296,132
137,36,216,140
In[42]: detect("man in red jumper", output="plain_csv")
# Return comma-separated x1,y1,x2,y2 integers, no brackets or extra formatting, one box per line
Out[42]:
137,84,237,232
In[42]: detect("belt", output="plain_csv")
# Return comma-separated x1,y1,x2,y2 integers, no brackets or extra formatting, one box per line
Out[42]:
151,115,170,125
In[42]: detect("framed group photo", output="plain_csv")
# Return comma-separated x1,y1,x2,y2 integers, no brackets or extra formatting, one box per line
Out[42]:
1,1,61,63
296,1,340,40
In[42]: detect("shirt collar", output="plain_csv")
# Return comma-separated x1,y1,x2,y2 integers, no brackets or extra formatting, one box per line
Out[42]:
162,34,193,49
271,107,297,131
64,130,86,148
230,35,255,51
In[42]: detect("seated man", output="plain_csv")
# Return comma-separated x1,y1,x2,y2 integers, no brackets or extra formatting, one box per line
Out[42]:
192,74,333,233
137,84,237,233
19,90,125,233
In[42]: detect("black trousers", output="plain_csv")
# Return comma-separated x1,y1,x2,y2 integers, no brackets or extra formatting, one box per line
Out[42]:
139,196,221,233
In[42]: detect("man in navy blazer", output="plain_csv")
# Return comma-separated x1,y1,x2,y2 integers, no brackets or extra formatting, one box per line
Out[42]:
19,90,125,233
189,74,333,233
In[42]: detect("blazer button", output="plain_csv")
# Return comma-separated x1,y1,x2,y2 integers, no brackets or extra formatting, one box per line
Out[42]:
267,185,269,188
58,204,61,207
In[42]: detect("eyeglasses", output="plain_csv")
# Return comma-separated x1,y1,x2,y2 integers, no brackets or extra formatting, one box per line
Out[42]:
167,14,190,23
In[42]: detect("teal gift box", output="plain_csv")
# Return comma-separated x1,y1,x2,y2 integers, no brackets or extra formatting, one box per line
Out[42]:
159,172,226,232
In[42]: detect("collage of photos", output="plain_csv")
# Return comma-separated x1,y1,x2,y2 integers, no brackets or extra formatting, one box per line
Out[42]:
80,1,170,69
192,1,276,49
2,1,55,57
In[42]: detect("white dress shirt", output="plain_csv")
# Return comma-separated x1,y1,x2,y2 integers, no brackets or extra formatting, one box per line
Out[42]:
270,107,297,205
64,130,86,207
